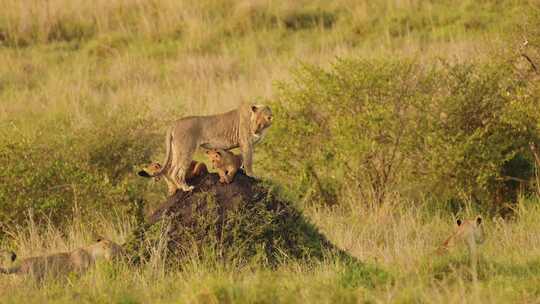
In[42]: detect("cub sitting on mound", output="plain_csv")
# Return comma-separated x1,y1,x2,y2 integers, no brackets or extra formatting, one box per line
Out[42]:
0,238,123,280
138,161,208,195
205,149,243,184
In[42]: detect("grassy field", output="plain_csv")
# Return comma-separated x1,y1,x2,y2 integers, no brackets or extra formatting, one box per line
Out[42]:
1,0,540,303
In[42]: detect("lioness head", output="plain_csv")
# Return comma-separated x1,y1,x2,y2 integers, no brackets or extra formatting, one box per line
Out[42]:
437,215,485,255
0,249,16,266
86,238,124,261
457,215,485,245
250,105,273,135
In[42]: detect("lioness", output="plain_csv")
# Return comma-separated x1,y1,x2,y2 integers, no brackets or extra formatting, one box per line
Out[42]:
206,148,243,184
145,104,272,194
138,161,208,194
437,216,485,255
437,216,485,274
0,238,123,280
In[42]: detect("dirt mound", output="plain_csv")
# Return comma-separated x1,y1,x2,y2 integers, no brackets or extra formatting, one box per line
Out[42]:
125,171,354,265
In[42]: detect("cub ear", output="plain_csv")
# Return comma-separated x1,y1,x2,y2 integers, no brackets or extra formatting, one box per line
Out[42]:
476,216,482,225
457,219,462,226
10,252,16,262
251,105,258,113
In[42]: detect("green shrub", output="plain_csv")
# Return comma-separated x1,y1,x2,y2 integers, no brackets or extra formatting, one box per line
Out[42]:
262,58,540,210
0,117,161,227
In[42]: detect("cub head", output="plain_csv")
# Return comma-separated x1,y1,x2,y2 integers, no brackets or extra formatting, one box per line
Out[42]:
88,238,124,261
457,215,485,244
0,249,16,266
206,149,224,169
138,162,162,179
250,105,273,135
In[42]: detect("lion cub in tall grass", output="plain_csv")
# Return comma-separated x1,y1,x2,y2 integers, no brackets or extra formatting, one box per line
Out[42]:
0,238,123,280
205,148,243,184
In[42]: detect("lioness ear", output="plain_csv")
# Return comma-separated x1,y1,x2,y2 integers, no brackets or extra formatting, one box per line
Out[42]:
251,105,258,113
457,219,462,226
476,216,482,225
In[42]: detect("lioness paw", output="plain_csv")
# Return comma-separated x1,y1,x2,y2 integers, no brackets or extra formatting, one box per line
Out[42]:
181,185,195,192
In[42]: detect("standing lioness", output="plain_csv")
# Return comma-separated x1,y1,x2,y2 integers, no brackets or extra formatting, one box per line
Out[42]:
148,104,272,195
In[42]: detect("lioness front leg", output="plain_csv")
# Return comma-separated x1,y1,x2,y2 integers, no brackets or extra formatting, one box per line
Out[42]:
240,142,254,176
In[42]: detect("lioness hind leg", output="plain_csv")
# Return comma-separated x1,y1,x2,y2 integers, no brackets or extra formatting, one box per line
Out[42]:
168,135,198,192
169,165,193,192
163,174,179,196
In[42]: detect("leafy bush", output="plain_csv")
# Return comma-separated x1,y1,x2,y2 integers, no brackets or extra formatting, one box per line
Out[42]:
0,117,161,227
262,58,540,210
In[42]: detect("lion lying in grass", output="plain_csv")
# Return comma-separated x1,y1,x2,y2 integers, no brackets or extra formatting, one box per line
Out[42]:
0,238,123,280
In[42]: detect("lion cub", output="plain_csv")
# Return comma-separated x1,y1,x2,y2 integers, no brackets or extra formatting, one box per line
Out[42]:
138,161,208,195
205,149,243,184
0,238,123,280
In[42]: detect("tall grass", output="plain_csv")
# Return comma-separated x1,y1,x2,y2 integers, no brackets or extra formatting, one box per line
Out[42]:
1,197,539,303
0,0,532,134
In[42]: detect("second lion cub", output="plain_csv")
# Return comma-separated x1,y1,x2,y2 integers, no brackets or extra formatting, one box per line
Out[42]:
0,238,123,280
206,149,243,184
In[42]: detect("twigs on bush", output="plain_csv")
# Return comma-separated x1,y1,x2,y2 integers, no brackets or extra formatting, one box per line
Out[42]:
520,39,538,74
530,143,540,196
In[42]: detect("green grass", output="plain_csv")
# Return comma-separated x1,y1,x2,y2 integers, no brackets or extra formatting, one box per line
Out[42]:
1,198,540,303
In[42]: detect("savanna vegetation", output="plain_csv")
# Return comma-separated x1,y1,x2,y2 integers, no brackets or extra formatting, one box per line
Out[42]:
0,0,539,303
